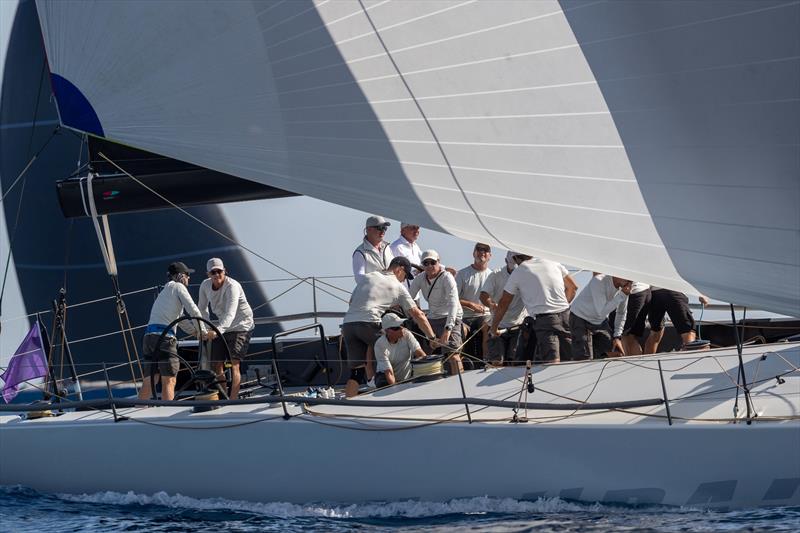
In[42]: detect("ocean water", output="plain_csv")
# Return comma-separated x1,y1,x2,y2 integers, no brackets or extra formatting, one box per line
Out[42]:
1,486,798,533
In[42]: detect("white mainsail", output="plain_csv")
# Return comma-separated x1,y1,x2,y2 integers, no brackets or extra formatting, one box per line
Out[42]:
34,0,799,316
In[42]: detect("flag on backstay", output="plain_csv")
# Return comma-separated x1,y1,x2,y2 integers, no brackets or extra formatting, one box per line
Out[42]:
1,320,48,403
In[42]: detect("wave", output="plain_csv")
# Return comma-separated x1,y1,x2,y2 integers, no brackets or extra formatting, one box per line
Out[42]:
46,489,600,518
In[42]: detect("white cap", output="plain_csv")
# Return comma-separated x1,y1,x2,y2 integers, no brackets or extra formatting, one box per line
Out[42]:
381,313,405,329
207,257,225,272
505,251,520,270
365,215,390,228
420,249,440,263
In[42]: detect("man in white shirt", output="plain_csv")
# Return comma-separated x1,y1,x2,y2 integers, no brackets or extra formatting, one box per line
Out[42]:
342,257,435,397
139,262,208,401
373,313,426,387
198,257,255,399
490,254,577,363
455,243,493,366
409,249,464,374
352,215,394,284
569,274,632,360
389,222,422,268
480,251,528,365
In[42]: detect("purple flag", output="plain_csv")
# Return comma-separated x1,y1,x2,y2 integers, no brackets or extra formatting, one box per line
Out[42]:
1,321,48,403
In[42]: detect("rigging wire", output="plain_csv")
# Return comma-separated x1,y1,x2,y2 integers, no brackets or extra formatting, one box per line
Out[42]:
96,151,350,304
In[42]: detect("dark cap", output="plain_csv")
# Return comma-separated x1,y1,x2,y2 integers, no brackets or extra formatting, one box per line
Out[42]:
168,261,195,276
388,256,414,281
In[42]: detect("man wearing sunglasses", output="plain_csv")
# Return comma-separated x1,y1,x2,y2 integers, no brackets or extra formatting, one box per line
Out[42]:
456,243,493,365
198,257,254,399
409,250,464,374
342,257,436,397
373,313,427,387
352,215,395,284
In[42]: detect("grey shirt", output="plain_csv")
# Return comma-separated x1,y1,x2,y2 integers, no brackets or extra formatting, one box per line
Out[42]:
343,271,417,324
455,265,492,319
374,329,422,381
481,267,528,328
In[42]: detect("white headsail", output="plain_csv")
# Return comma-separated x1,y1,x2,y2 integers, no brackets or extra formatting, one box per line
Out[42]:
35,0,799,316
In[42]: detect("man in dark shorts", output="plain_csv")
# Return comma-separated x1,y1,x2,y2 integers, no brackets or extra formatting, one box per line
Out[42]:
409,250,465,375
342,257,435,397
139,262,208,401
198,258,255,399
621,283,651,356
644,288,706,353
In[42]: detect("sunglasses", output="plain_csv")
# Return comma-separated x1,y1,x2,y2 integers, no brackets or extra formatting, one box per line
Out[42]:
422,259,438,266
370,225,388,232
387,326,402,331
475,247,491,253
209,269,224,275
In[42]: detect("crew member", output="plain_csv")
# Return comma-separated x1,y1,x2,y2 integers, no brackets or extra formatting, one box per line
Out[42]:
455,243,493,364
644,289,708,353
620,283,651,356
138,262,208,401
373,313,426,387
389,222,422,269
409,250,464,374
198,257,254,400
352,215,394,284
480,251,528,365
569,274,632,360
342,257,435,397
491,254,577,363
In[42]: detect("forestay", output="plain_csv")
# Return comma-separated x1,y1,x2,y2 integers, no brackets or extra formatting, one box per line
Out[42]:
35,0,799,316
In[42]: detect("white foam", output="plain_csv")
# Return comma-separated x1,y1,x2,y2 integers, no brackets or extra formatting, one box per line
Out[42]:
56,491,601,518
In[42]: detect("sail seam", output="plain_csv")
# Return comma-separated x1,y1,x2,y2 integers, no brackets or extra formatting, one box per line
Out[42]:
356,0,512,251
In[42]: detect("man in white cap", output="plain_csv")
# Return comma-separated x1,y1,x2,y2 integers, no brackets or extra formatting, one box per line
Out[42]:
342,257,436,397
389,222,422,268
480,251,528,364
373,313,427,387
569,274,632,360
455,243,493,365
139,261,209,401
490,254,577,363
409,249,464,374
352,215,394,284
198,257,255,399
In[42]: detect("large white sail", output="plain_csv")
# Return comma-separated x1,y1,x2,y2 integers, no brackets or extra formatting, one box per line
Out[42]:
35,0,799,317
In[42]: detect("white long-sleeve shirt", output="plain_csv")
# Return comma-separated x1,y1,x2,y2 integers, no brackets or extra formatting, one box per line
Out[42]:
570,274,629,337
147,280,207,335
409,269,462,328
197,277,254,334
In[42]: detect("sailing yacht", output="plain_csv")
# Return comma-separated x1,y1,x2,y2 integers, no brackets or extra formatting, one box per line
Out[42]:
1,0,798,509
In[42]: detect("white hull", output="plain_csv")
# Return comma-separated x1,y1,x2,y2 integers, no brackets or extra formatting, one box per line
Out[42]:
2,343,799,508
